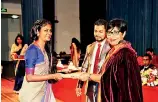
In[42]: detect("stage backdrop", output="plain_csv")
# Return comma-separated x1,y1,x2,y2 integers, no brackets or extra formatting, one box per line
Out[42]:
106,0,158,55
21,0,43,44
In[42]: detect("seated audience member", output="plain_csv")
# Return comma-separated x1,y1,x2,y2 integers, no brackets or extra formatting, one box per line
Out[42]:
140,53,157,71
146,48,158,67
59,51,66,57
59,51,70,64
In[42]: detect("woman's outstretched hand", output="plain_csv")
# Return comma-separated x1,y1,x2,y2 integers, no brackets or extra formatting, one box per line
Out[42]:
52,73,63,80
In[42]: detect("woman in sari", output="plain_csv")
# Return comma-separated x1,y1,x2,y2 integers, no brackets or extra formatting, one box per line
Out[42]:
10,34,28,93
19,19,62,102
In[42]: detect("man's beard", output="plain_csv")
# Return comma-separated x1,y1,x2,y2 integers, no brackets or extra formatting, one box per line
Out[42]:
95,36,104,42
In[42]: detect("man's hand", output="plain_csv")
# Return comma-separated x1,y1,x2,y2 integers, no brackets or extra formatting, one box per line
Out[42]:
76,88,82,97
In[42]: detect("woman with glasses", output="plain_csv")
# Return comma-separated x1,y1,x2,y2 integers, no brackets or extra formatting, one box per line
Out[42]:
100,18,143,102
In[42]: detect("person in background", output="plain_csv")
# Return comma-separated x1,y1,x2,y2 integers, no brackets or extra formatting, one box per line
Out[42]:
140,53,157,71
75,18,143,102
70,37,81,67
19,19,62,102
10,34,28,94
10,34,24,60
146,48,158,67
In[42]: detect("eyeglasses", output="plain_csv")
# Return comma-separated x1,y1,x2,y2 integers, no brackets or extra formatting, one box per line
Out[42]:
107,31,120,36
143,58,150,61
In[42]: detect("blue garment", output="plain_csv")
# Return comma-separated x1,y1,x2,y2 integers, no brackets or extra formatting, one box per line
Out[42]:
25,44,45,69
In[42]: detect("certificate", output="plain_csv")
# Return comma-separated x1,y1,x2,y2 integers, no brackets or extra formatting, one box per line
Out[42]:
61,72,84,79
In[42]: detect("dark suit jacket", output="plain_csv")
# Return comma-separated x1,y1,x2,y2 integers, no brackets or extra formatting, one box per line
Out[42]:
140,64,156,71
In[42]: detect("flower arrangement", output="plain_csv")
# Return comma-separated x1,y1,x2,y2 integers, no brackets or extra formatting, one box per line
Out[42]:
140,68,158,86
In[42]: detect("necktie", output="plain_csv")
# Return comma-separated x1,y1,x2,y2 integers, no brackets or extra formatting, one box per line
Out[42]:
93,44,101,74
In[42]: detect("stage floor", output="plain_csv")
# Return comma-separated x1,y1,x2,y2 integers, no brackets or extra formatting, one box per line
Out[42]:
1,78,19,102
2,78,158,102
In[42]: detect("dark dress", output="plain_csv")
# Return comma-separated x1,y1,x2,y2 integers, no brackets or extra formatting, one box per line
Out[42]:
13,49,25,91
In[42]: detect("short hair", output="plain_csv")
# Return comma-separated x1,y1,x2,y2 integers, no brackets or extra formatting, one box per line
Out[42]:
15,34,24,46
107,18,127,33
146,48,154,53
94,19,108,30
30,19,52,41
143,53,152,60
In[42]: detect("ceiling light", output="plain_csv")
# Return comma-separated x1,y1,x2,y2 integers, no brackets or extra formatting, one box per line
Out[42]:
11,15,19,19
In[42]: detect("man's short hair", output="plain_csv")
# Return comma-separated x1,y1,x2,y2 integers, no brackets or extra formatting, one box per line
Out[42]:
146,48,154,53
143,53,152,60
94,19,108,30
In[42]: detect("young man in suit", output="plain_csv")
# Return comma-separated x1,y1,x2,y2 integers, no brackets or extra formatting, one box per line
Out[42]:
76,19,111,102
